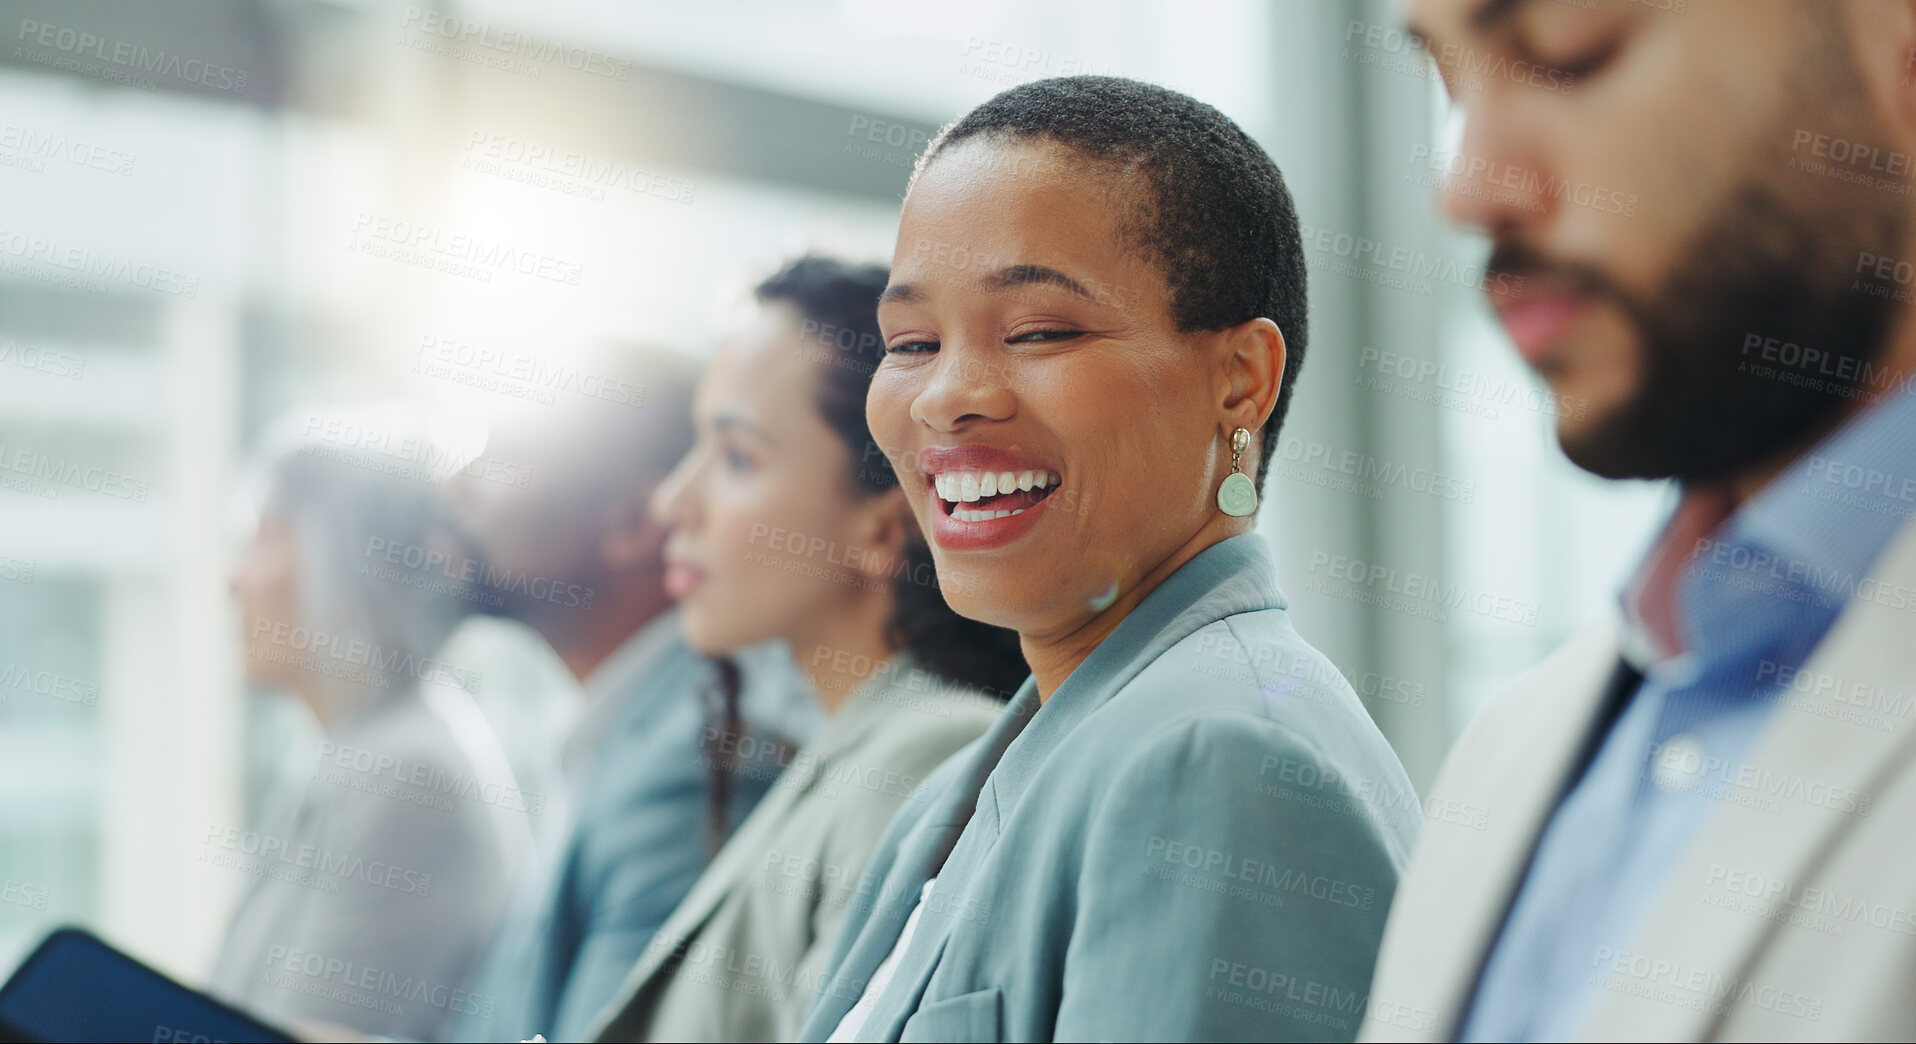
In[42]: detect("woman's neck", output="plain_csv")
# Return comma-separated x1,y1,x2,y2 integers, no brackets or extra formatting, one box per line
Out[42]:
1022,518,1248,702
790,591,899,716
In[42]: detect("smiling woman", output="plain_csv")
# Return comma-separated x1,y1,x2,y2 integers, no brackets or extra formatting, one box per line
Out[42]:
796,76,1422,1043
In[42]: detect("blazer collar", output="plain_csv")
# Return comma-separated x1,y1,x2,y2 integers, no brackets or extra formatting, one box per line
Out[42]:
854,533,1287,1040
984,532,1287,816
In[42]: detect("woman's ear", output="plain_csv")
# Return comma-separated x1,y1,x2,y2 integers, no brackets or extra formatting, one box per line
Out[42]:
1218,316,1286,438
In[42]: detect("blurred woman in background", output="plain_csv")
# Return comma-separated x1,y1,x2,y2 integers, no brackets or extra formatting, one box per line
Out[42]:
209,406,529,1039
582,256,1027,1043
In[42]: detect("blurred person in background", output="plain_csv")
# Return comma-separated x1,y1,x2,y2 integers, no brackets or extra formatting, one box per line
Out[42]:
212,405,530,1040
445,341,819,1042
1364,2,1916,1040
584,257,1024,1043
799,77,1417,1043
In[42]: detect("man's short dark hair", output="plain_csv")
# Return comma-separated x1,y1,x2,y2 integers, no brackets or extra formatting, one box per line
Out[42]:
919,75,1308,493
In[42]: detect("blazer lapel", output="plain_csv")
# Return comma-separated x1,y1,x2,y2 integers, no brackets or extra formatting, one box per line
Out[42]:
1372,617,1626,1040
803,680,1039,1036
588,667,914,1040
1582,520,1916,1040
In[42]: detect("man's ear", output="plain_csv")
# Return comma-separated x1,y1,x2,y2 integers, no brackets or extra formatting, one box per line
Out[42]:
1217,316,1285,446
599,487,667,570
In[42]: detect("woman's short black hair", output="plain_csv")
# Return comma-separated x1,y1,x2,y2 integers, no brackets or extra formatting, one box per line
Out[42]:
755,255,1029,699
918,75,1308,494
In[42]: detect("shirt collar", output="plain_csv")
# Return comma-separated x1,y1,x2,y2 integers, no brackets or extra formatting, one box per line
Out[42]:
1620,384,1916,670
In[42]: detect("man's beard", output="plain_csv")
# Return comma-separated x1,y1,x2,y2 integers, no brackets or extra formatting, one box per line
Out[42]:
1490,99,1906,484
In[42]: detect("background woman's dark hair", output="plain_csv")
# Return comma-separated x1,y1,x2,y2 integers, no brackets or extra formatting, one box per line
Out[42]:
757,254,1029,700
703,255,1029,850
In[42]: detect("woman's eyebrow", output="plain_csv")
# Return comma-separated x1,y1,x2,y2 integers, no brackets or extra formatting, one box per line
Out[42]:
711,412,772,445
985,264,1095,301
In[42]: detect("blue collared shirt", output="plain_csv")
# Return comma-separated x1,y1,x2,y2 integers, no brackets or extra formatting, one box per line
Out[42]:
1462,384,1916,1042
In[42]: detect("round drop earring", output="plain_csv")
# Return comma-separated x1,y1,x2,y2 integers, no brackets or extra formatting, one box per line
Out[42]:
1216,427,1257,517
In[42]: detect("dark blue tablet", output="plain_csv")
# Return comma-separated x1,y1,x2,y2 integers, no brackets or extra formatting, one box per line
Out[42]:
0,927,295,1043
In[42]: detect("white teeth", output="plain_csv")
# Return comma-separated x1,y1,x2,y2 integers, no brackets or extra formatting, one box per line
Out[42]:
952,506,1031,522
933,468,1063,507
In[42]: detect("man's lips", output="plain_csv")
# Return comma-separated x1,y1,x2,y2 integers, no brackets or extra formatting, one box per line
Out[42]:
1492,290,1589,367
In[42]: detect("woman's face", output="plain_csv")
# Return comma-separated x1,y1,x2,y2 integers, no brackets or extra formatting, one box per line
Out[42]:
870,138,1241,639
652,302,905,656
229,509,304,688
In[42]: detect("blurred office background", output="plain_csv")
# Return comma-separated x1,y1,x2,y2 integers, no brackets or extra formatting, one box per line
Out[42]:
0,0,1667,982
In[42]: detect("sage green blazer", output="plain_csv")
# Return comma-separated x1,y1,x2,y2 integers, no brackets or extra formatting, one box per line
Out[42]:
797,534,1421,1042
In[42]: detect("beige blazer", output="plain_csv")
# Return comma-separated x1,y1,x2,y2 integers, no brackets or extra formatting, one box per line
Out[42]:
585,655,1002,1043
1360,519,1916,1042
